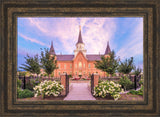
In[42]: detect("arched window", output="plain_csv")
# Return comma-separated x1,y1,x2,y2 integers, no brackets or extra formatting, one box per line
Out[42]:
58,64,61,69
64,64,66,69
88,64,91,68
79,62,82,68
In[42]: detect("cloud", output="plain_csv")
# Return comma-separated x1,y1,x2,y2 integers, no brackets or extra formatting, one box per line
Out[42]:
19,17,143,58
116,19,143,60
26,17,116,54
18,32,50,47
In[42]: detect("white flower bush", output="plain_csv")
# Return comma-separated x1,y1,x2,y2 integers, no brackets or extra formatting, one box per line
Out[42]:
93,80,124,101
33,80,64,98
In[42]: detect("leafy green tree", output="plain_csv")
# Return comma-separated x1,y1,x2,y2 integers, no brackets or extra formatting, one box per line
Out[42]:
118,57,135,75
119,76,132,91
134,67,142,87
19,54,40,76
134,67,142,76
40,48,58,77
94,51,119,76
18,71,27,76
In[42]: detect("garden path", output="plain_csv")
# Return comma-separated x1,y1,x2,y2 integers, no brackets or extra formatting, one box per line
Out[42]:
64,83,96,100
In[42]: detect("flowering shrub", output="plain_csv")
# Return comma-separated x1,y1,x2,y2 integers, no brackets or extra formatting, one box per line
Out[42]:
33,80,64,98
93,80,124,100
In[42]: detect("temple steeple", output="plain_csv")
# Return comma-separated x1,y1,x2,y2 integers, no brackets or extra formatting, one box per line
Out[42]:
49,41,56,55
104,41,111,55
74,25,87,57
76,25,84,45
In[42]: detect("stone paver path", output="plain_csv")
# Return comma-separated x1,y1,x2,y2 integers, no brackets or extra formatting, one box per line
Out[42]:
64,83,96,100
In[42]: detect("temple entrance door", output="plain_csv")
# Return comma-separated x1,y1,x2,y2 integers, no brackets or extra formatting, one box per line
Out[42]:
78,71,82,78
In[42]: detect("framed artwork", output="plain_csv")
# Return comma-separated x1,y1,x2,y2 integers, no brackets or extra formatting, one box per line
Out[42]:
0,0,159,116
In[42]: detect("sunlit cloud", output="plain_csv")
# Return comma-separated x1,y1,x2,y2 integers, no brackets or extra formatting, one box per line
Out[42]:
18,32,50,47
26,17,116,54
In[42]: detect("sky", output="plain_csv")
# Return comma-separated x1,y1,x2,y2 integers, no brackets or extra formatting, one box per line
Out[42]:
17,17,143,71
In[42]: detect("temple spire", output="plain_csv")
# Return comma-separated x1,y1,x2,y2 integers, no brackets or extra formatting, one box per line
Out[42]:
76,25,83,45
49,41,56,55
104,41,111,55
79,25,81,31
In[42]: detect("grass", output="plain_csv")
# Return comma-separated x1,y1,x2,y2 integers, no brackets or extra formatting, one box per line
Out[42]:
127,86,143,96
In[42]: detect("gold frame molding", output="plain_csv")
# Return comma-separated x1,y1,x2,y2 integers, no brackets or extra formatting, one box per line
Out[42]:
0,0,159,116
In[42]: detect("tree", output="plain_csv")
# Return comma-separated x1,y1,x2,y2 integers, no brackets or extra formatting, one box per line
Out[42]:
94,50,119,76
118,57,135,75
40,48,58,77
19,54,40,76
119,76,132,91
134,67,142,88
134,67,142,77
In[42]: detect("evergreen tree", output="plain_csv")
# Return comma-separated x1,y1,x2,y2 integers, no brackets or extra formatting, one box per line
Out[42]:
118,57,135,75
94,50,119,76
40,48,58,77
19,54,40,76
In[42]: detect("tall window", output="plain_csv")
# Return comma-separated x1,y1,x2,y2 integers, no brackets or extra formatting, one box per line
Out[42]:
84,63,85,68
88,64,91,68
64,64,66,69
70,64,72,68
58,64,60,69
79,62,82,68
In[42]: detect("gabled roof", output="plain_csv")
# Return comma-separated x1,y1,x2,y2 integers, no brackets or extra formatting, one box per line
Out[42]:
86,55,102,61
49,41,56,55
104,41,111,55
56,54,102,61
56,55,74,61
76,25,84,45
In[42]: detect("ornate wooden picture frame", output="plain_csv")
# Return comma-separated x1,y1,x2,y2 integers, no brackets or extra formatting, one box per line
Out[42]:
0,0,159,116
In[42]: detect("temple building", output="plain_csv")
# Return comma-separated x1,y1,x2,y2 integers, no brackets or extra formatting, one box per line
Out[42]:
49,26,111,78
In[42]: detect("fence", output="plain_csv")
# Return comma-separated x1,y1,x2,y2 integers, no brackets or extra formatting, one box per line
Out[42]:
91,74,142,95
99,77,120,82
66,74,69,96
18,76,60,89
91,74,94,95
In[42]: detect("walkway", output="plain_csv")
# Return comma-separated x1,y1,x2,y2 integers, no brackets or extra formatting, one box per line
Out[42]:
64,83,96,100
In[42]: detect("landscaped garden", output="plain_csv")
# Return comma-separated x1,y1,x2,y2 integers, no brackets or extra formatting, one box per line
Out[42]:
17,48,66,100
17,48,144,101
93,51,143,101
94,79,143,101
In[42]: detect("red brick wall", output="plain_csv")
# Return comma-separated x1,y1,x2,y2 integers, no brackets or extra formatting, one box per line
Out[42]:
53,52,106,78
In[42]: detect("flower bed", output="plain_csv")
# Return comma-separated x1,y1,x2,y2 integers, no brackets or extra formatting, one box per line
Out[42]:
33,80,64,98
93,80,124,100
